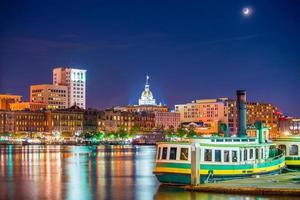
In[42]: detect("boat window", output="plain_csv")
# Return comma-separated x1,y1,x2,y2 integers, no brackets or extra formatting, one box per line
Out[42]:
289,145,298,156
261,148,264,159
244,149,247,161
250,149,253,159
204,149,212,161
180,148,189,161
224,150,230,162
169,147,177,160
278,145,286,154
215,150,221,162
240,150,243,161
232,151,237,162
157,147,161,160
162,147,168,160
255,148,259,159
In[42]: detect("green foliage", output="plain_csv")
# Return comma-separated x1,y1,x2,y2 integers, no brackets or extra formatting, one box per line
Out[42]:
107,132,115,139
130,124,140,135
187,126,197,138
80,131,94,139
177,127,187,138
117,125,128,139
93,132,105,140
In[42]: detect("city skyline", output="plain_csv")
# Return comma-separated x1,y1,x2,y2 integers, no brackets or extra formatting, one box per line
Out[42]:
0,1,299,116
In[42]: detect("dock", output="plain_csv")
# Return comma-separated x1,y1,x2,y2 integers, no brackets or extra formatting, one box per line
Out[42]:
185,172,300,196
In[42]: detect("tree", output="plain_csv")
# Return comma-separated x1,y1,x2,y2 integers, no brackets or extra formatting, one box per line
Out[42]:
176,126,187,138
164,127,176,139
130,124,140,138
94,132,105,141
116,125,128,139
187,126,197,138
107,132,116,140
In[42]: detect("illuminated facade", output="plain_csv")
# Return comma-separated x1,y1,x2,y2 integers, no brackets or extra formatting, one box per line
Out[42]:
127,104,168,113
15,111,46,133
175,98,229,134
98,109,156,133
30,84,68,109
53,67,87,109
154,111,181,129
10,102,46,111
0,94,22,110
45,106,84,136
139,76,156,106
0,110,15,133
175,98,280,137
279,117,300,136
97,109,136,132
128,75,168,113
244,102,279,139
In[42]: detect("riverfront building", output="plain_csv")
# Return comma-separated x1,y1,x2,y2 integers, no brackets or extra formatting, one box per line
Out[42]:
53,67,87,109
154,111,181,130
0,94,22,110
175,98,229,134
175,98,280,138
279,117,300,135
30,84,68,110
128,76,168,113
10,102,47,111
45,106,84,137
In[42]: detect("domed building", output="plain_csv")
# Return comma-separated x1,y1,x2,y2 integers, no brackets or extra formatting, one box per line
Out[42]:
139,76,156,106
127,76,168,113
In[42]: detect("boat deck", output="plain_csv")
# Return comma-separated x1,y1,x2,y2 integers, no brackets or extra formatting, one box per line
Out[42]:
185,171,300,196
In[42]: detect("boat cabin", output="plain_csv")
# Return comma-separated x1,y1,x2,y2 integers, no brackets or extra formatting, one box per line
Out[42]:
156,137,276,165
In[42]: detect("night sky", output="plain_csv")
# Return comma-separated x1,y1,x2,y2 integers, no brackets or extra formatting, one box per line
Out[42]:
0,1,299,116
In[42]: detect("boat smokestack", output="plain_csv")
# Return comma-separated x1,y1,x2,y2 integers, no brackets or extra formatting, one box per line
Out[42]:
237,90,247,137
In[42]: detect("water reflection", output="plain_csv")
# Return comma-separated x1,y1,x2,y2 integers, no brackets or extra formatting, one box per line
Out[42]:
0,145,159,200
154,185,295,200
0,145,295,200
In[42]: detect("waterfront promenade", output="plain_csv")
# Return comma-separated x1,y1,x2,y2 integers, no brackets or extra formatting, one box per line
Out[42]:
186,171,300,196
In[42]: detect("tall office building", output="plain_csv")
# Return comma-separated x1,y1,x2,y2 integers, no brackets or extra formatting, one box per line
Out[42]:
30,84,68,109
53,67,87,109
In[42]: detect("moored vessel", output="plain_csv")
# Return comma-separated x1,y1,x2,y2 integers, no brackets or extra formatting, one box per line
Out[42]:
153,90,286,184
274,136,300,169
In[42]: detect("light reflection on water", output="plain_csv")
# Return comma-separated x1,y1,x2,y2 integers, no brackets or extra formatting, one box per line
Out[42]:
0,145,294,200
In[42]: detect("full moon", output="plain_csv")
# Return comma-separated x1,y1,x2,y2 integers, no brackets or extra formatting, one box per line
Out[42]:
242,7,252,16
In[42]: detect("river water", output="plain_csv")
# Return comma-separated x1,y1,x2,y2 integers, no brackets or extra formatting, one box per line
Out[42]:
0,145,293,200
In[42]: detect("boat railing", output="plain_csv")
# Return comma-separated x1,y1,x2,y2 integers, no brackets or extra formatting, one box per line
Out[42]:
267,149,285,162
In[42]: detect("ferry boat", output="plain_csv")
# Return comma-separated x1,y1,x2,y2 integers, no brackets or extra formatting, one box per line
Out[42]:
153,137,285,184
274,136,300,169
153,90,285,184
